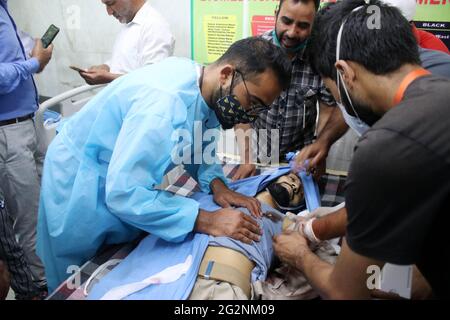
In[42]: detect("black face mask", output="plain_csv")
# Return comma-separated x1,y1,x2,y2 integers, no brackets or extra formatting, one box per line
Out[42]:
212,71,258,130
213,94,258,130
337,77,381,127
267,183,306,213
267,183,290,207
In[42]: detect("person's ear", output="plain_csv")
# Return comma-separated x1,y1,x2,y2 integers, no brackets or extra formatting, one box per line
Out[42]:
218,65,234,87
335,60,356,89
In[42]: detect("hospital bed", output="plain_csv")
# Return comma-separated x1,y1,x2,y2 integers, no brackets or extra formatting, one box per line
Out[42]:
37,87,412,300
47,164,348,300
34,85,249,189
36,84,107,149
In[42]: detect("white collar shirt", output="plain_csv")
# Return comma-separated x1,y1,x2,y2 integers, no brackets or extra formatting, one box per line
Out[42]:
106,1,175,74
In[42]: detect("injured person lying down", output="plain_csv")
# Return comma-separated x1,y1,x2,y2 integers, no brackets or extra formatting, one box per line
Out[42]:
86,167,340,300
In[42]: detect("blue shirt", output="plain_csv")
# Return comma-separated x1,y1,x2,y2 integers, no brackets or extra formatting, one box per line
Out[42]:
0,0,39,121
87,170,290,300
192,168,291,282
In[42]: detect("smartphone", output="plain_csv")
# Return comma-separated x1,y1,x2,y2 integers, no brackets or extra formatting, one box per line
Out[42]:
69,66,87,73
41,24,60,48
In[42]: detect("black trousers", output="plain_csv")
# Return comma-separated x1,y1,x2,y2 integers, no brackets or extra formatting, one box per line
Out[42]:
0,193,41,300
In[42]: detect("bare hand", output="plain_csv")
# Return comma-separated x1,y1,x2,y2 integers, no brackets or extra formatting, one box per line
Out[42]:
31,39,53,73
209,208,263,244
232,164,257,181
213,187,262,218
273,231,310,269
294,141,329,180
89,64,110,72
79,69,114,85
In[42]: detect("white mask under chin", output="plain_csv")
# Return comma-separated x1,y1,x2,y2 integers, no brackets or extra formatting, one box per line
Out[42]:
336,102,370,137
335,5,370,137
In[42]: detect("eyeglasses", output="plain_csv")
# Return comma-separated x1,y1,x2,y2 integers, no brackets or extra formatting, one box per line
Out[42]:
234,70,270,117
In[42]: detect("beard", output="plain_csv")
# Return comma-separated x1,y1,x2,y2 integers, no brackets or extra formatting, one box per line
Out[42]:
275,27,305,50
338,81,382,127
209,79,237,108
209,85,222,108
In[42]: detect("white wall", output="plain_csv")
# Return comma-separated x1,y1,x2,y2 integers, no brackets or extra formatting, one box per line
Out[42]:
8,0,191,97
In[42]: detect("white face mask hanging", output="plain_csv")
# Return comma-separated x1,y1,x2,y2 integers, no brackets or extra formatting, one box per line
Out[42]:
335,6,370,137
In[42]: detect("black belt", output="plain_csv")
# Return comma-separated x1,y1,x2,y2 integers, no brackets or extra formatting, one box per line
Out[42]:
0,113,34,127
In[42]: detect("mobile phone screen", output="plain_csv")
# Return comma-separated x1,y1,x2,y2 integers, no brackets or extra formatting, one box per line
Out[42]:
42,24,60,48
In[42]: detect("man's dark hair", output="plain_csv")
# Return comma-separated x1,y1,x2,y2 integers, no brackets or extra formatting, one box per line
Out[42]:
307,0,420,80
279,0,321,12
215,37,292,89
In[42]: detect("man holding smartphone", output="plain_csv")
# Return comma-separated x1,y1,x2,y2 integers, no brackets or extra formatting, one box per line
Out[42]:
0,0,53,299
78,0,175,85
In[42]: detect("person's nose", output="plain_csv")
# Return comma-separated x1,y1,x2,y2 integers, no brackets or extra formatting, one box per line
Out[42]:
286,25,299,39
106,6,114,16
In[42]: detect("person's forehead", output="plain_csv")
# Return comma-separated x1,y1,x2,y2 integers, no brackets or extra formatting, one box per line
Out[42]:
279,0,316,21
244,70,281,106
102,0,116,5
277,173,300,183
288,173,301,184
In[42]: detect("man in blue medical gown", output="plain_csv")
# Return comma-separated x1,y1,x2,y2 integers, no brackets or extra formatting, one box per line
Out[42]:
37,37,292,291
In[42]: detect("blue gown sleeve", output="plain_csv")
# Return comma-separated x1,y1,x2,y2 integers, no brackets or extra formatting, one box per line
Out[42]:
105,90,200,243
184,131,228,194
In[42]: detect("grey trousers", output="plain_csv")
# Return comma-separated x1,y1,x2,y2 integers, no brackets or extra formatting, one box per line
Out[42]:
0,192,41,299
0,119,46,287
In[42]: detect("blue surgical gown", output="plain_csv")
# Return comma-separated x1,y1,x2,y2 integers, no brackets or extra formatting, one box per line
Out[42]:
37,57,227,291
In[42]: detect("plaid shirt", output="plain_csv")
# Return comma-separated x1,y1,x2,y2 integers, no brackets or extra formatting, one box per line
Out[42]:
253,31,336,160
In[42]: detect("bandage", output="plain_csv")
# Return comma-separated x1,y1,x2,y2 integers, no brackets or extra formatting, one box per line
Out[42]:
303,218,320,244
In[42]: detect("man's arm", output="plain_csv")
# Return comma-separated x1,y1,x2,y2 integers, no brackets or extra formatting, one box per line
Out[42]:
295,107,348,173
194,208,262,244
317,106,349,148
310,206,347,241
0,40,52,94
274,233,383,299
209,178,262,218
317,101,335,135
299,239,383,299
79,64,122,85
232,123,257,180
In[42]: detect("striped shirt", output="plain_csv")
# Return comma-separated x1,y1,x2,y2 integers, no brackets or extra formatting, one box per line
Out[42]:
253,31,336,160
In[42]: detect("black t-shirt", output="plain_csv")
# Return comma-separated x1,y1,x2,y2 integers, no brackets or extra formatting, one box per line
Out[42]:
346,75,450,299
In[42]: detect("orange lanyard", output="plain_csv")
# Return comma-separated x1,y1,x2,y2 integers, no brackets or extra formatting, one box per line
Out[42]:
393,69,431,105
